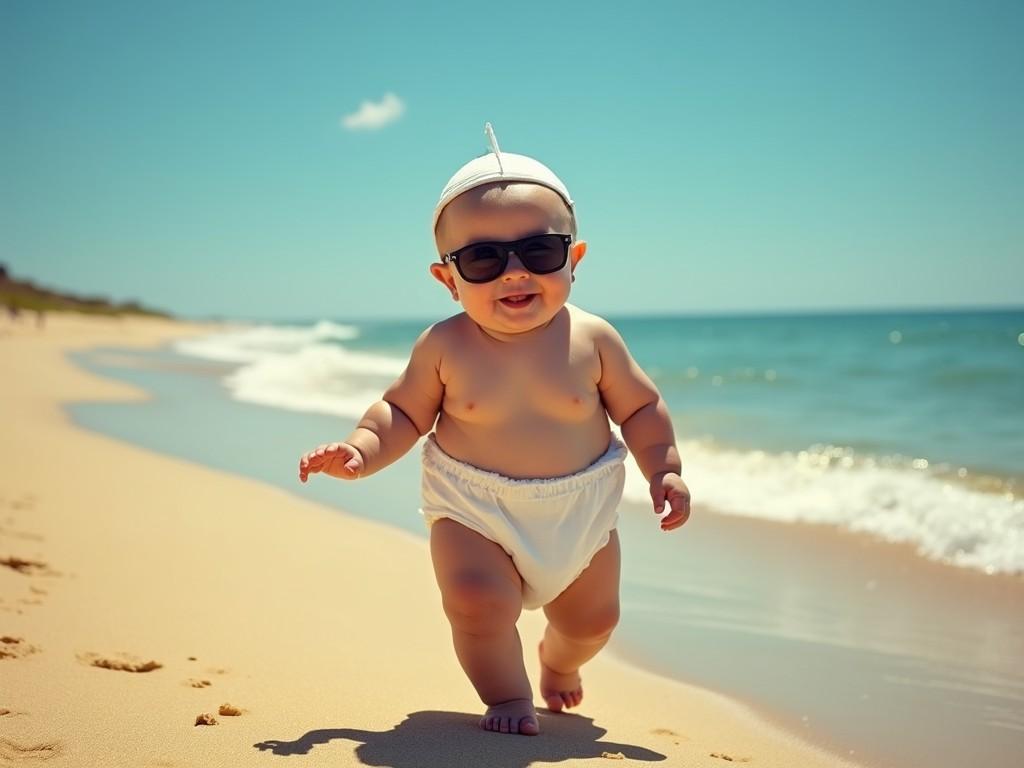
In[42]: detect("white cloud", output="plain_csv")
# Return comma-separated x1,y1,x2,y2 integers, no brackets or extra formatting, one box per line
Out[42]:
340,92,405,131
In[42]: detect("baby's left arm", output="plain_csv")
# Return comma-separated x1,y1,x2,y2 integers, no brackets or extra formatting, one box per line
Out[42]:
594,320,690,531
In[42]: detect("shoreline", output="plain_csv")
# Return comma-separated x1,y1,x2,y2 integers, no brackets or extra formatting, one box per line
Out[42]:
0,312,871,766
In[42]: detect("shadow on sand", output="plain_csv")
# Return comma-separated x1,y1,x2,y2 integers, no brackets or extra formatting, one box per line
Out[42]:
254,710,666,767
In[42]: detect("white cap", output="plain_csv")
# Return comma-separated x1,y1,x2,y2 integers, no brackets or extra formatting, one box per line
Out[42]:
432,123,574,232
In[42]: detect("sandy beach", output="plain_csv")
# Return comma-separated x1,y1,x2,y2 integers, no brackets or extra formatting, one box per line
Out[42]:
0,313,868,767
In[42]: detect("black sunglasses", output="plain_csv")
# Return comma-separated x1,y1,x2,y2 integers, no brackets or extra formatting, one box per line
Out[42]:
442,234,572,284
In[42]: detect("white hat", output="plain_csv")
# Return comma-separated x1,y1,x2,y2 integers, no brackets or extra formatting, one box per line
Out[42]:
432,123,574,232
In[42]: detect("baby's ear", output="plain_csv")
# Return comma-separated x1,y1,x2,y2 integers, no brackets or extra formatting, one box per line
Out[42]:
429,262,459,300
571,240,587,270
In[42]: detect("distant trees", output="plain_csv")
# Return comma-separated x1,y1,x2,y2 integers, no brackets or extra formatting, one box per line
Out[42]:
0,265,169,317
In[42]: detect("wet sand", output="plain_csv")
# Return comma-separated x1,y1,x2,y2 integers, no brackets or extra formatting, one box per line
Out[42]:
614,505,1024,767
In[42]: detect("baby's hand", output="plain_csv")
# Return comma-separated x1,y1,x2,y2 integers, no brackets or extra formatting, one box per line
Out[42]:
298,442,364,483
650,472,691,531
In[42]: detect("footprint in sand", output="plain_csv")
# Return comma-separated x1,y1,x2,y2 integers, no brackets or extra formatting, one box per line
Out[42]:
650,727,687,745
0,636,39,660
77,652,163,673
185,662,229,687
218,703,243,717
9,495,37,511
0,556,50,575
0,738,62,761
710,752,752,762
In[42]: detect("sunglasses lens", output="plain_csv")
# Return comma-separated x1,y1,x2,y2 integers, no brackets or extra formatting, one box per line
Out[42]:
518,235,567,274
451,235,569,283
459,244,505,282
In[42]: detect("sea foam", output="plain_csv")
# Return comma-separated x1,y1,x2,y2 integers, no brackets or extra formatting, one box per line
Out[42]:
175,321,360,363
622,442,1024,575
174,321,404,418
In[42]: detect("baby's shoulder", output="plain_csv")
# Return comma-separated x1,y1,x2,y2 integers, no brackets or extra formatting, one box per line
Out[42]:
566,304,620,346
424,312,475,345
413,313,478,364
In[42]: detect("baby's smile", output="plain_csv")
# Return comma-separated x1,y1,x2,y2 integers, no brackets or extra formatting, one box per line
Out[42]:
498,293,537,309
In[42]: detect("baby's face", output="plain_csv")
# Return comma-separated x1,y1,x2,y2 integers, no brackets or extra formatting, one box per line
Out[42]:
431,183,582,338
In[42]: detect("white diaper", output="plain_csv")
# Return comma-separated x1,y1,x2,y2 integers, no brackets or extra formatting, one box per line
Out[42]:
420,434,627,610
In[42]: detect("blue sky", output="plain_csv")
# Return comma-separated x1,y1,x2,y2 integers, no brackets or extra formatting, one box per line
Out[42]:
2,0,1022,320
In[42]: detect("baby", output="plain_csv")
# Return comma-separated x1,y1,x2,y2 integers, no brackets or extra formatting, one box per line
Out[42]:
298,124,690,736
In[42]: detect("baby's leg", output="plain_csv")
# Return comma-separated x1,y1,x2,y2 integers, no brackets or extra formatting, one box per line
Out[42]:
539,529,620,712
429,518,538,735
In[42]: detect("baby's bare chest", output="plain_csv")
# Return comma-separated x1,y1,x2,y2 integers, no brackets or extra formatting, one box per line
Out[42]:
441,341,602,424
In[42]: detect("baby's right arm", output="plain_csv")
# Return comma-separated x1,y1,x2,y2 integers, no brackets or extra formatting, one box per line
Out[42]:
298,326,444,483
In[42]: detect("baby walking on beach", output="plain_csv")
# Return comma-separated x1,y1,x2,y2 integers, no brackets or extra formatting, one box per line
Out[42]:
298,124,690,736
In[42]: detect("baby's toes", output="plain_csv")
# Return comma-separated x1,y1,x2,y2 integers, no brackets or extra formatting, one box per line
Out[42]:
518,714,539,735
480,699,539,736
544,692,565,712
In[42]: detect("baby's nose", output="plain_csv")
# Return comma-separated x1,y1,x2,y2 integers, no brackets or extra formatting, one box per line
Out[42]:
501,252,530,279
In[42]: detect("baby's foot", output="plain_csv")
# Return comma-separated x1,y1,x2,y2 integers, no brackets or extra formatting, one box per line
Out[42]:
538,641,583,712
480,698,539,735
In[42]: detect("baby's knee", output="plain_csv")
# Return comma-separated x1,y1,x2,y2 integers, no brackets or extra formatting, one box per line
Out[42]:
441,572,522,632
553,600,620,642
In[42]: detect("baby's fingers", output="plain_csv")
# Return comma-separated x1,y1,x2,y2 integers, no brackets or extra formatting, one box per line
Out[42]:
299,443,363,483
660,488,691,532
298,455,315,483
649,476,668,516
298,445,338,482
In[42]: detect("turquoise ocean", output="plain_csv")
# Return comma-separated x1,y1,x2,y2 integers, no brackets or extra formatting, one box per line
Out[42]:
69,309,1024,767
